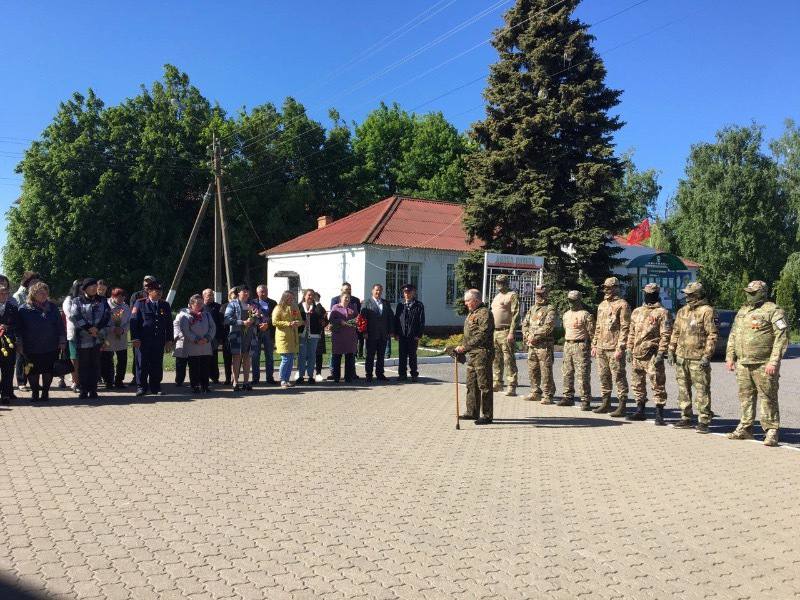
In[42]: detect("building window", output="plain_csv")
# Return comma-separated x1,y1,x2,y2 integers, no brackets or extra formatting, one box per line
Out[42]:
385,262,420,303
446,264,459,305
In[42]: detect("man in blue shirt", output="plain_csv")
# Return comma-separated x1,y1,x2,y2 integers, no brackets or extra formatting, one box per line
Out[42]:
130,281,174,396
251,284,278,385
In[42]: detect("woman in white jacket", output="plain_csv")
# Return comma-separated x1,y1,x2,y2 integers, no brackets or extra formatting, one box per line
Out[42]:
62,279,82,392
100,288,131,388
174,294,216,394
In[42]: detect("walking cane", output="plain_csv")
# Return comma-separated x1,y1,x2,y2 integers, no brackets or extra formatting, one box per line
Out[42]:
454,354,460,430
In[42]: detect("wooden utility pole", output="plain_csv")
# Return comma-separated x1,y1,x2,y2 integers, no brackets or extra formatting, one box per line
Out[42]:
213,133,233,292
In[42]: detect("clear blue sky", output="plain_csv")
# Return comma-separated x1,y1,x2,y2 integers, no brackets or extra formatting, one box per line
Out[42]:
1,0,798,254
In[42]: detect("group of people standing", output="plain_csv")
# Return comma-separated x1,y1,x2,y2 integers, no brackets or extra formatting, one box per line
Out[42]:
457,274,789,446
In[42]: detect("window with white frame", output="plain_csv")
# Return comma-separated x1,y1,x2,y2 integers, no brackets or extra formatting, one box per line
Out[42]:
446,264,459,305
385,262,420,304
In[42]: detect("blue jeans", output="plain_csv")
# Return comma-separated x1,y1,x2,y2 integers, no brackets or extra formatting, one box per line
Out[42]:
251,331,274,382
298,336,319,379
279,353,294,383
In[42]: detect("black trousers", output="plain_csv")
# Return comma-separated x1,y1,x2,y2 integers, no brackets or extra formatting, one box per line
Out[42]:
0,352,15,398
222,341,232,383
331,353,356,382
208,344,220,382
78,346,101,393
357,333,365,358
398,336,419,378
188,356,209,389
100,349,127,385
365,336,387,378
175,357,188,385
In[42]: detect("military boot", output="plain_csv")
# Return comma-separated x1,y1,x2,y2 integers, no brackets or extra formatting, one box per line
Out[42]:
557,397,575,407
505,386,517,397
654,405,666,426
764,429,779,447
726,426,754,440
540,397,553,405
672,419,694,429
609,398,628,418
626,402,646,421
593,397,611,413
523,393,539,402
695,422,709,434
580,399,592,411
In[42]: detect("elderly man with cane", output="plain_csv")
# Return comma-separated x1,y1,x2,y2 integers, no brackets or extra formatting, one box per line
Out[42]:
455,289,495,425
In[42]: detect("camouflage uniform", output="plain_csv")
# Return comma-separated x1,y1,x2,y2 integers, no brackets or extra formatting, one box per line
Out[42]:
726,281,788,446
668,282,718,427
591,277,631,415
627,284,672,410
463,302,495,421
521,287,556,404
562,291,595,409
490,275,519,395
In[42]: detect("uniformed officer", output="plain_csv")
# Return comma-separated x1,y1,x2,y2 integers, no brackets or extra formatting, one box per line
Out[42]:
561,290,595,410
130,281,174,396
626,283,672,422
725,280,788,446
667,282,717,430
521,285,556,404
456,289,495,425
490,274,519,396
591,277,631,416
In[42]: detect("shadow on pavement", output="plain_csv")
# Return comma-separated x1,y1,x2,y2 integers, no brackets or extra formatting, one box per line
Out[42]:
490,416,629,428
0,576,46,600
710,418,800,445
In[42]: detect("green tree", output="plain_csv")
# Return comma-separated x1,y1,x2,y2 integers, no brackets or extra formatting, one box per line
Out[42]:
770,118,800,242
670,124,792,308
775,252,800,331
460,0,627,296
613,150,661,229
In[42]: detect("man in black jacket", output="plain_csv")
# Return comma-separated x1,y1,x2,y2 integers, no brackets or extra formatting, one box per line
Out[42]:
252,284,278,384
394,283,425,382
202,289,224,384
360,284,393,382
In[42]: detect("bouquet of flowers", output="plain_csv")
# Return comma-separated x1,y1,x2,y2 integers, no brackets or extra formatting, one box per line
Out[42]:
355,313,367,333
244,305,262,330
104,306,127,348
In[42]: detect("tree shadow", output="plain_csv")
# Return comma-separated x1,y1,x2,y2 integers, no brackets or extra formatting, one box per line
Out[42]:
709,417,800,445
488,416,628,428
0,576,46,600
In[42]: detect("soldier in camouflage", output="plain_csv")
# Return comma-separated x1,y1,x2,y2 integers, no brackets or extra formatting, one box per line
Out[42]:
490,274,519,396
456,289,495,425
561,290,595,410
626,283,672,422
725,280,788,446
591,277,631,416
521,285,556,404
667,281,718,431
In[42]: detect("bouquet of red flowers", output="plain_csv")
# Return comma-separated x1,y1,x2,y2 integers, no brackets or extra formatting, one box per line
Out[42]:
355,313,367,333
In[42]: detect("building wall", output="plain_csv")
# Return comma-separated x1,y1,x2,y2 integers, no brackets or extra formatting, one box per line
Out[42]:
364,246,463,328
266,247,366,306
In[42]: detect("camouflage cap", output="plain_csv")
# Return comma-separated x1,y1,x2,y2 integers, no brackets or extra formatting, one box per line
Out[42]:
643,283,660,293
744,280,768,293
602,276,620,288
567,290,582,300
682,281,703,295
495,274,509,283
535,285,548,295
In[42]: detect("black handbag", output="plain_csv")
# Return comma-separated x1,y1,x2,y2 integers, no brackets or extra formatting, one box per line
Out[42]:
52,351,74,378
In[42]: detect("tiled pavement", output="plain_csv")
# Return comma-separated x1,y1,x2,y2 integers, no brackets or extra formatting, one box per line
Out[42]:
1,362,799,599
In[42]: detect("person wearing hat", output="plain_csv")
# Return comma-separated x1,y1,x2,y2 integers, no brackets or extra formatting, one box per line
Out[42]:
725,280,788,446
69,278,111,399
130,280,174,396
667,281,718,430
625,283,672,422
129,275,158,385
521,285,556,404
591,276,631,416
393,283,425,382
490,273,519,396
561,290,595,410
455,289,495,424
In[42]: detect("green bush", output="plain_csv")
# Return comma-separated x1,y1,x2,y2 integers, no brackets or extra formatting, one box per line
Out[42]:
776,252,800,331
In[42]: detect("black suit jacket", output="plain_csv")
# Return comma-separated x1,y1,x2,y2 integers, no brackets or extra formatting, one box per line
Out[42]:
360,297,393,339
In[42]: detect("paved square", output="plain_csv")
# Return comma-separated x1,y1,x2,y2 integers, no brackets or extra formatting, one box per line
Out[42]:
1,356,799,599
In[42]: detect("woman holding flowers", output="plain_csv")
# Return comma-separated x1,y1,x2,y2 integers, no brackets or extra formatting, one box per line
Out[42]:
175,294,216,394
100,287,131,389
224,285,259,391
272,291,301,388
329,292,359,383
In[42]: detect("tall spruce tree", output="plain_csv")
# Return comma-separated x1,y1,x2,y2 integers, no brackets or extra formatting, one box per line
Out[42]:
462,0,627,292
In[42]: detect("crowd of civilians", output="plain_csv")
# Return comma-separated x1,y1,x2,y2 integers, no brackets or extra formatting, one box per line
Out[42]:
0,271,426,404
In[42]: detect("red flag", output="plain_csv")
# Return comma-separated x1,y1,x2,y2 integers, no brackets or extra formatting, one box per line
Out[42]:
626,218,651,245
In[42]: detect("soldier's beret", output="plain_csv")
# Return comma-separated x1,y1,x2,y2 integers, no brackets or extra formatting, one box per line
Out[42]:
535,285,548,295
682,281,702,295
744,280,768,293
602,276,620,288
567,290,582,300
643,283,660,293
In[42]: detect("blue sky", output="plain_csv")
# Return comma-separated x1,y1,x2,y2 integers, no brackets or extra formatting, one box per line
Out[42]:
1,0,798,252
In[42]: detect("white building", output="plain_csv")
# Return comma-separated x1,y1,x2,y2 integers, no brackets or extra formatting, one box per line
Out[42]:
262,196,480,329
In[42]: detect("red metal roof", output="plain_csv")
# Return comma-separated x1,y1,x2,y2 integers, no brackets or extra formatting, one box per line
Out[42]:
264,196,482,255
613,235,702,268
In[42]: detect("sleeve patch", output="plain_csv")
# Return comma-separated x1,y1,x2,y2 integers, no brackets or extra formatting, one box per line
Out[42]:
775,318,788,330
